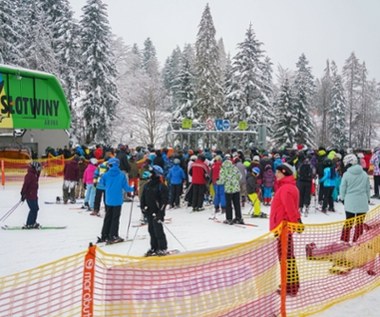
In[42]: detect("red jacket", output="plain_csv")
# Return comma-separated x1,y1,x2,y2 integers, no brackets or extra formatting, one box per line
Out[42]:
21,166,39,200
211,161,222,184
190,159,210,185
269,175,300,231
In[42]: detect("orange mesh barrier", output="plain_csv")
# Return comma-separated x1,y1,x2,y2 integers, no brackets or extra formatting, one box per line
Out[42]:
1,208,380,316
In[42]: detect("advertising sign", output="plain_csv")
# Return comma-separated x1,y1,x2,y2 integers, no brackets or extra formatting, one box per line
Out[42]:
0,65,70,129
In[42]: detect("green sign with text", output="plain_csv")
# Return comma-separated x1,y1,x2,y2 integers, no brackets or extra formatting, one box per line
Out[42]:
0,64,70,129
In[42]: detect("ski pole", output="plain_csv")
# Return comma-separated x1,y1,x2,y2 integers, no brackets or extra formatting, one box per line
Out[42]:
126,225,140,255
0,200,23,223
126,183,135,240
159,219,187,251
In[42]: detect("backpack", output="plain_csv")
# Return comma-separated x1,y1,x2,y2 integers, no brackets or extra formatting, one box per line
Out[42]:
298,163,312,181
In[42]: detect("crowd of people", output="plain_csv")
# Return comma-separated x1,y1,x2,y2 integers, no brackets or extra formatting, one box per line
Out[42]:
22,143,380,258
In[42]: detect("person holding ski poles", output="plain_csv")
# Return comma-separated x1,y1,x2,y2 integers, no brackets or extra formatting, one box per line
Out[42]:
140,165,169,256
21,161,42,229
97,158,134,244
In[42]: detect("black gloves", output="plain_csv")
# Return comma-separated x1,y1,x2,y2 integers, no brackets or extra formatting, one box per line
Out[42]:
83,183,87,190
21,195,25,202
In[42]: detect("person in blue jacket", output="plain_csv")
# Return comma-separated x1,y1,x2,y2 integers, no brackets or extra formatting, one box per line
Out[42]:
167,158,186,208
319,159,337,213
97,157,134,244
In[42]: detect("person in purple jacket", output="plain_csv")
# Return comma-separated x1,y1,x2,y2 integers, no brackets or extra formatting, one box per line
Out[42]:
21,161,42,229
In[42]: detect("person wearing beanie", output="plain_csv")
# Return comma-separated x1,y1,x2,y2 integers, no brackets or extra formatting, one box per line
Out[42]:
97,157,134,244
340,154,370,243
271,160,301,296
62,155,80,204
188,154,210,212
319,159,338,213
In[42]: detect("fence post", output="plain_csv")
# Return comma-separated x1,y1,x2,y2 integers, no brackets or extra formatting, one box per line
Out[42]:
82,243,96,317
1,160,5,187
280,221,288,317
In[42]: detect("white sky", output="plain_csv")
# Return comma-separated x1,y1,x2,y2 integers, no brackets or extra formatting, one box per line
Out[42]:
69,0,380,80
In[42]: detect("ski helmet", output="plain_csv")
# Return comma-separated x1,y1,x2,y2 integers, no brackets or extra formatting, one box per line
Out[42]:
343,154,358,167
152,165,164,176
252,167,261,175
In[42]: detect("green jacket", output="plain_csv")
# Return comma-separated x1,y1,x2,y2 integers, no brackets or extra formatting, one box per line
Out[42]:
218,160,241,193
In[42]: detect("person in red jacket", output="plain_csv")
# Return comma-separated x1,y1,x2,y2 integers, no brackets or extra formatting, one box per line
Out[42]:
189,154,210,211
270,162,302,296
21,161,42,229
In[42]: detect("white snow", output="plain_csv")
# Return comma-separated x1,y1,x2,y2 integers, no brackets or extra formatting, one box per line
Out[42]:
1,178,379,316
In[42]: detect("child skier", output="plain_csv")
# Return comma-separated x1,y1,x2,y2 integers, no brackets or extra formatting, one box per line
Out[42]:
247,167,267,218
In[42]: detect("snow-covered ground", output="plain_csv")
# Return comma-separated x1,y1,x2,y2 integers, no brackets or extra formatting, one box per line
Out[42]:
1,177,379,316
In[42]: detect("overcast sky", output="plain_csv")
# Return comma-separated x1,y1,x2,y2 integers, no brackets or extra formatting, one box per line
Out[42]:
70,0,380,81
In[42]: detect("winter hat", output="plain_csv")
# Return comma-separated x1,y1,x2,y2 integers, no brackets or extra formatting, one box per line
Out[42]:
343,154,358,166
252,167,260,175
108,158,120,167
253,155,260,162
173,158,181,165
276,163,293,176
214,155,222,161
190,155,197,161
142,171,152,179
356,152,364,158
90,158,98,165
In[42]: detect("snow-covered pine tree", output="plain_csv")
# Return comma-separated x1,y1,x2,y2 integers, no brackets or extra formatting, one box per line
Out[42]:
142,37,160,79
318,60,332,146
272,78,297,148
171,44,196,123
79,0,119,144
20,0,59,73
328,61,347,148
0,0,24,65
292,53,316,147
226,23,272,130
162,46,183,111
342,52,361,148
194,4,224,121
42,0,80,110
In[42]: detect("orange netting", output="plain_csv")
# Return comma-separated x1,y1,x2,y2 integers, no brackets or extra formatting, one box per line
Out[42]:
1,208,380,316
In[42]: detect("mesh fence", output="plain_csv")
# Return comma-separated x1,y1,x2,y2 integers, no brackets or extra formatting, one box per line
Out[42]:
1,208,380,317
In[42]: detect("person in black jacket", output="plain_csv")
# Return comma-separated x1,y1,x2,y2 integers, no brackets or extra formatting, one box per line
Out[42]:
140,165,169,256
21,162,42,229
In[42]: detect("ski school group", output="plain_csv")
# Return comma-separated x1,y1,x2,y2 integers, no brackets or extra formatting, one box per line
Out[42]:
15,143,380,256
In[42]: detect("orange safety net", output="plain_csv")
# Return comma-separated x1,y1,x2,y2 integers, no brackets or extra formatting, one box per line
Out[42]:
1,208,380,317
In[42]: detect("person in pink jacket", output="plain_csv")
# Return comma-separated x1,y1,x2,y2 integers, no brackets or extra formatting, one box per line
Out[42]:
270,162,302,296
82,158,98,211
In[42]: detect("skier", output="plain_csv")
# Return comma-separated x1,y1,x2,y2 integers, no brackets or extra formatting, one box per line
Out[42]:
319,159,338,212
247,167,266,218
167,158,186,208
218,159,244,225
82,158,98,211
140,165,169,256
21,161,42,229
370,146,380,199
97,158,134,244
62,155,79,204
262,164,275,206
211,155,225,215
297,156,314,215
